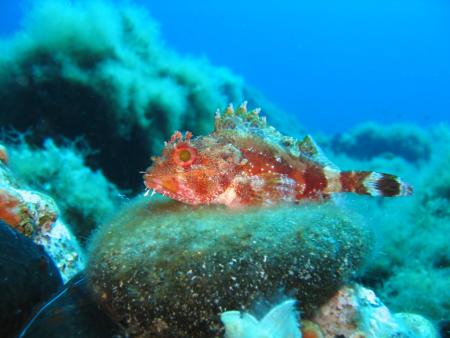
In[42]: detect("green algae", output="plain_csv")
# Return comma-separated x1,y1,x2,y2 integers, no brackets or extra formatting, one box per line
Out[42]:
87,198,370,337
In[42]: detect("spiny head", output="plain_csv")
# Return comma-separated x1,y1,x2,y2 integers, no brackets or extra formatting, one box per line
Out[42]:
143,131,242,205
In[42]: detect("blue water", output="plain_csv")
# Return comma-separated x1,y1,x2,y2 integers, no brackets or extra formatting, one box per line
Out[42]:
1,0,450,133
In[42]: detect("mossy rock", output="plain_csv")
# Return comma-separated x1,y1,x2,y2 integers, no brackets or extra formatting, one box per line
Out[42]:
86,197,370,337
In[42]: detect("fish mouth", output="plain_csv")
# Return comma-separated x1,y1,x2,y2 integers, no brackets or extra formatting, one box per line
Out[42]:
144,174,181,197
144,173,202,205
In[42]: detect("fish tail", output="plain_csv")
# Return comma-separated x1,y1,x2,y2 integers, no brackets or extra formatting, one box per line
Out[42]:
339,171,413,197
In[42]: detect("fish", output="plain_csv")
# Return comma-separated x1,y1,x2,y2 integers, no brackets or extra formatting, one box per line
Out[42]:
220,299,301,338
143,102,412,208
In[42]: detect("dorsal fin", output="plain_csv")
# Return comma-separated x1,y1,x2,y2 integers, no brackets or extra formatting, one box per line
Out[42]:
214,102,294,154
298,135,339,170
214,101,266,132
214,102,337,169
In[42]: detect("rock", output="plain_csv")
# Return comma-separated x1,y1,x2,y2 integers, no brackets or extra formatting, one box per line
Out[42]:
33,218,85,283
87,197,370,337
18,273,123,338
313,284,438,338
0,143,85,282
0,220,62,338
438,319,450,338
395,313,439,338
300,320,324,338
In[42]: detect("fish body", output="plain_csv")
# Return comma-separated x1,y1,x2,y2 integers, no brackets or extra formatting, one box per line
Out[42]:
144,102,412,207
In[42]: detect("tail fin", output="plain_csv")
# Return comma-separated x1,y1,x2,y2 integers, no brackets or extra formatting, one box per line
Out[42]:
340,171,413,197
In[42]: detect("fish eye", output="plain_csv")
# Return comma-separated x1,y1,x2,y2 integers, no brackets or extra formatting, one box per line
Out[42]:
172,144,197,167
178,149,191,162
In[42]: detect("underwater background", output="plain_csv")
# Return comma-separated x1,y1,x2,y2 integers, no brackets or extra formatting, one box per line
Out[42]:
0,0,449,337
1,0,450,133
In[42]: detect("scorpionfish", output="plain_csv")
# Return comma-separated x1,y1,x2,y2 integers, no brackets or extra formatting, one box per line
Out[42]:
143,102,412,208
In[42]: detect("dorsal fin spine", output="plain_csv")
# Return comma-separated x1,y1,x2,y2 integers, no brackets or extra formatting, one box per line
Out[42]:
298,134,339,169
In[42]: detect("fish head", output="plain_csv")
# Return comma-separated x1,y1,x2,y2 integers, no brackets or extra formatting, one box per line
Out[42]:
143,131,241,205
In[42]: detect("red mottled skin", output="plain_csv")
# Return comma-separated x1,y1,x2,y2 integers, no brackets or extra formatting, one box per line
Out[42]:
144,103,412,207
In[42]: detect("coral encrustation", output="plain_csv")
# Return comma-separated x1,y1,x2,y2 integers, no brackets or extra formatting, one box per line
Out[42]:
0,143,84,282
